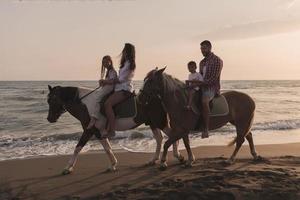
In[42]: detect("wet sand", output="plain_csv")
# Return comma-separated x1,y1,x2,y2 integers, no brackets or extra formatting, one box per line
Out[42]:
1,143,300,200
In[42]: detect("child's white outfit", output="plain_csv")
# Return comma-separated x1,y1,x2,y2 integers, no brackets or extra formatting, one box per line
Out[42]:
188,72,203,90
88,69,117,119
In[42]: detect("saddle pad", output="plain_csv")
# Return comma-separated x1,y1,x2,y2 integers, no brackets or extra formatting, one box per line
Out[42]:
191,95,229,117
100,96,137,119
210,95,229,117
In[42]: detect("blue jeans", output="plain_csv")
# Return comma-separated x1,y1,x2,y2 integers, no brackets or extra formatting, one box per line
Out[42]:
202,88,215,101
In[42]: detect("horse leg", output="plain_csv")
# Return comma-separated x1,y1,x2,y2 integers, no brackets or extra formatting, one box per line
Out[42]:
172,140,185,163
228,109,255,164
160,132,183,170
246,132,259,160
182,134,195,167
62,131,92,175
162,126,185,164
228,125,246,164
146,128,163,165
100,138,118,171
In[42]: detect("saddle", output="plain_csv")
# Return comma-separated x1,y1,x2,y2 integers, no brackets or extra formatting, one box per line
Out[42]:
191,90,229,131
191,92,229,117
99,92,137,119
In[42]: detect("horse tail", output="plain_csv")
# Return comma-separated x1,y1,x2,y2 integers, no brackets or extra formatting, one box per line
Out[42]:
227,137,237,147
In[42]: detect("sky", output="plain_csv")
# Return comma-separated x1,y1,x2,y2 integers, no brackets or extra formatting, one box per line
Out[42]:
1,0,300,80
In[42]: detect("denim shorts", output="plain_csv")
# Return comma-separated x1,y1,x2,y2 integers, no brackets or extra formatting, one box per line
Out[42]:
202,88,215,101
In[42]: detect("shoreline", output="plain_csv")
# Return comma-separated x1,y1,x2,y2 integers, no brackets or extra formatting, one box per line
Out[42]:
1,141,300,163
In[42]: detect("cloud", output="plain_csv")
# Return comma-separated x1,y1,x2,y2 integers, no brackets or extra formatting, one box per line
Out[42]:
196,17,300,41
282,0,298,9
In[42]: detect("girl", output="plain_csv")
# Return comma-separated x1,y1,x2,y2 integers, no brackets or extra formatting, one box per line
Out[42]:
103,43,136,136
87,55,117,129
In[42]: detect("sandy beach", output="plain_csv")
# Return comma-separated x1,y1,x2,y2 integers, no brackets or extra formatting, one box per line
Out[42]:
1,143,300,200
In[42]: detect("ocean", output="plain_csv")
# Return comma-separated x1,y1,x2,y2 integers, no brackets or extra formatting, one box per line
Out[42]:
1,80,300,161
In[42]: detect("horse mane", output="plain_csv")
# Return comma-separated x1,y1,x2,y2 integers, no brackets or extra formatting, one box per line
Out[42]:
55,86,80,103
161,73,186,93
160,73,188,104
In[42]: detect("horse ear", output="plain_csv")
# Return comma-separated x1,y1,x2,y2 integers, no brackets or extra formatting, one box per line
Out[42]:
156,66,167,75
48,85,52,91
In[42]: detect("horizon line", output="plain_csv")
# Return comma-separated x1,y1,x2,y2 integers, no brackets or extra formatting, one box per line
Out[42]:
1,79,300,81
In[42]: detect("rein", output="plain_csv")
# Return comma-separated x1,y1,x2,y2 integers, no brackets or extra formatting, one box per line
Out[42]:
79,86,101,100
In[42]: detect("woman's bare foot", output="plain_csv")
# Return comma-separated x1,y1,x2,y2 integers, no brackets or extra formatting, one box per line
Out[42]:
87,117,96,129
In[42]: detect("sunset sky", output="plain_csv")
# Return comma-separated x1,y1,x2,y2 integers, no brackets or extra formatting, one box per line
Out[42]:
1,0,300,80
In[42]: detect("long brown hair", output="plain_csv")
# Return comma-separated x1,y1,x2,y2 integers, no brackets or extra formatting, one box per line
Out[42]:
100,55,114,79
120,43,136,70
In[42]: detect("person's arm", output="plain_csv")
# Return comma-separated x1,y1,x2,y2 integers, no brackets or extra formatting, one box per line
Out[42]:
102,79,115,85
189,79,205,87
203,58,223,85
100,70,118,86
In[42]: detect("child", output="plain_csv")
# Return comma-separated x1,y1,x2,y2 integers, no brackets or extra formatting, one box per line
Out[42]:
87,55,117,129
185,61,203,110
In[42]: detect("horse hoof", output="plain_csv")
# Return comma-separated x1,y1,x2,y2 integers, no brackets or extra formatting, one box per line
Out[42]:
183,162,193,168
62,168,73,175
253,155,269,163
111,165,117,171
159,163,168,171
254,155,263,161
222,159,234,166
178,155,185,164
106,166,117,172
145,160,157,166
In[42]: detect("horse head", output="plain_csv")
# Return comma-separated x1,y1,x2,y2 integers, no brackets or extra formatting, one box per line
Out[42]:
47,85,67,123
138,67,166,105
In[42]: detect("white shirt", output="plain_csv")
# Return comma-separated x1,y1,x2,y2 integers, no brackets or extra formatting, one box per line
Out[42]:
188,72,203,90
114,61,135,92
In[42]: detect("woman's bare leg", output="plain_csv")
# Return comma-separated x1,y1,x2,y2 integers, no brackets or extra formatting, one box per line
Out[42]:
104,91,128,135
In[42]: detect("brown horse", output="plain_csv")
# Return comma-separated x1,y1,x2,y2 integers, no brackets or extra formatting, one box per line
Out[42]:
47,85,184,174
139,68,261,170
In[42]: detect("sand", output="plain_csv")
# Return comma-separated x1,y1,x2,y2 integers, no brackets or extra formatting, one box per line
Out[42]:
1,143,300,200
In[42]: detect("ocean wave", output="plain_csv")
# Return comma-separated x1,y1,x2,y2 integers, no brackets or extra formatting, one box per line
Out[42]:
1,119,299,147
3,96,37,101
1,122,300,161
253,119,300,131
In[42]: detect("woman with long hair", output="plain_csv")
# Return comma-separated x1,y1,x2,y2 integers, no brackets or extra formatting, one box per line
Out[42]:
86,55,117,129
103,43,136,136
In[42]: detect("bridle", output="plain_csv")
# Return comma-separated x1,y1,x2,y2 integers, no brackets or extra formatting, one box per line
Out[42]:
48,88,80,116
137,88,168,128
138,88,167,113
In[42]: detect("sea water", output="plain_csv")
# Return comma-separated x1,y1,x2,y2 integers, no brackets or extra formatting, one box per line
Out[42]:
0,80,300,160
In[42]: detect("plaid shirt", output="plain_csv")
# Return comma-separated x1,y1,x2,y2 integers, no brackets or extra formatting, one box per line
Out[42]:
199,52,223,94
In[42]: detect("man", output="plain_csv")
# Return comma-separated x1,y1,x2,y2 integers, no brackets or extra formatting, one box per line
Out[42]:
199,40,223,138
